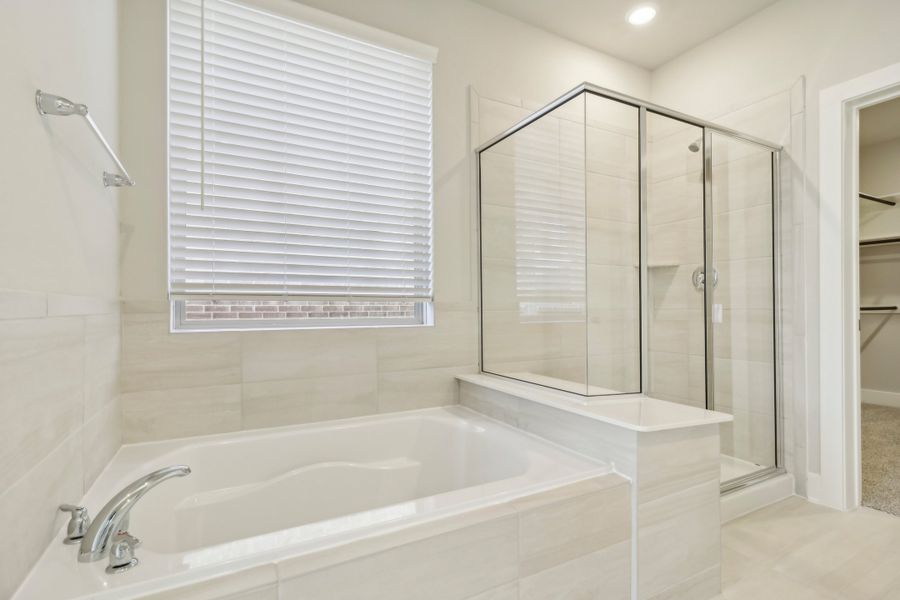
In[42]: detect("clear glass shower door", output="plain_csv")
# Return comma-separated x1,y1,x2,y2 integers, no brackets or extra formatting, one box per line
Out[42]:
708,132,778,484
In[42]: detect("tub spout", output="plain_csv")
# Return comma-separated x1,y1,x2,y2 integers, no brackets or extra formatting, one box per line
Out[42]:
78,465,191,566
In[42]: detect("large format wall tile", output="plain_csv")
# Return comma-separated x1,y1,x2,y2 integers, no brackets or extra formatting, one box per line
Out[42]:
120,307,477,441
377,310,477,373
0,316,84,491
276,474,630,600
0,432,83,600
242,373,378,429
377,364,478,413
518,541,631,600
513,477,630,577
242,328,377,383
121,313,241,392
84,313,120,418
122,384,242,442
278,506,519,600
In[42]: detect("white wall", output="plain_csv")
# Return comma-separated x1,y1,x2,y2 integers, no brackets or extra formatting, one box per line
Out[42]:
117,0,651,442
0,0,122,596
650,0,900,496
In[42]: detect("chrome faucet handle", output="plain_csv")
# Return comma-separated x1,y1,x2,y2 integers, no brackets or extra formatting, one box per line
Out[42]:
106,531,141,574
59,505,91,545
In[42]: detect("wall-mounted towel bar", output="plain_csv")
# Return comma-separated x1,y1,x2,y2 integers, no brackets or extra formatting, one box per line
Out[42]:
860,192,897,206
35,90,134,187
861,306,898,312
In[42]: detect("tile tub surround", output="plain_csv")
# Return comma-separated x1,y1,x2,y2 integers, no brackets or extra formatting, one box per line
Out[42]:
15,407,631,600
0,289,121,600
119,306,478,442
129,475,632,600
459,374,729,600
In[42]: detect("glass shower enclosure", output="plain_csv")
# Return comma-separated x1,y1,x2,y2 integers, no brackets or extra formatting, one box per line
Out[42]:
476,84,782,491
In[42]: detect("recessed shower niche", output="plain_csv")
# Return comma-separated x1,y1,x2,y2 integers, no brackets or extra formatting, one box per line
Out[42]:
477,83,781,488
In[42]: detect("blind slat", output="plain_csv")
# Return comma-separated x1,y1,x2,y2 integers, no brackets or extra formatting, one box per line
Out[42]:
169,0,433,300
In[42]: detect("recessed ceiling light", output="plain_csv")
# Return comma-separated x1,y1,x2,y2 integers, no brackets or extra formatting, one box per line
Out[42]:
627,5,657,26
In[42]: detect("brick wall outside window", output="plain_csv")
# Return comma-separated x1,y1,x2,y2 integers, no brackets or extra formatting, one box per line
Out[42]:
183,299,417,321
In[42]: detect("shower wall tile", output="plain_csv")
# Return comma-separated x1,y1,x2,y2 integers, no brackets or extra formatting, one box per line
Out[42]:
649,264,702,310
712,152,773,214
586,126,639,180
587,218,640,267
481,259,518,312
715,258,774,310
649,309,705,356
586,172,639,222
647,174,703,226
648,217,704,267
714,309,775,362
714,358,776,415
714,205,774,261
479,151,515,205
480,204,516,260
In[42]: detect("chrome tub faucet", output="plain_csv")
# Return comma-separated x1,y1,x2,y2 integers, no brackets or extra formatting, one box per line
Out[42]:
60,465,191,573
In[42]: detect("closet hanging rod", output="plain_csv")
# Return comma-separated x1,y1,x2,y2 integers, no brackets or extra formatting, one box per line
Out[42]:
860,237,900,247
35,90,134,187
861,306,898,312
860,192,897,206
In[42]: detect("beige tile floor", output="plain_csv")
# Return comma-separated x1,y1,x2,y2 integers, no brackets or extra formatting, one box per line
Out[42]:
717,496,900,599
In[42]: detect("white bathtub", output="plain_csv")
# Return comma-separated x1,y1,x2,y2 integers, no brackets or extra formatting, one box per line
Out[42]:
16,406,610,599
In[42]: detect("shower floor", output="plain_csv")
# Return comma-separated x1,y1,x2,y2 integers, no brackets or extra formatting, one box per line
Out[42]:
721,453,764,483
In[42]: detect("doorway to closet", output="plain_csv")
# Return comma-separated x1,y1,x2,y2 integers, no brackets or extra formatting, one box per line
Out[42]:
858,96,900,516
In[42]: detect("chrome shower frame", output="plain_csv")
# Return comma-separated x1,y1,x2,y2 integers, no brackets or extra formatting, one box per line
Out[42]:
474,82,786,493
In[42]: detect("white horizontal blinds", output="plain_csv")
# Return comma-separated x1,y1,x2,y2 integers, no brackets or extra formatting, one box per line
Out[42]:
512,107,586,317
169,0,433,300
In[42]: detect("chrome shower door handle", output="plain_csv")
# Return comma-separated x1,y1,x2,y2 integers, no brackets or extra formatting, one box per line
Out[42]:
691,266,718,290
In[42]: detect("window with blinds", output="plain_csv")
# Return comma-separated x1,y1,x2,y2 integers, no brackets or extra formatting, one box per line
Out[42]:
168,0,434,329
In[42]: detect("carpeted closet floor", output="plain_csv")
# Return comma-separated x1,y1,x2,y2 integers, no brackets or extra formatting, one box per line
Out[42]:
861,403,900,516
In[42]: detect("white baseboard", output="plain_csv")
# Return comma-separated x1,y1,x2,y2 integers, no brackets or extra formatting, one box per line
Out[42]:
721,473,795,523
862,388,900,409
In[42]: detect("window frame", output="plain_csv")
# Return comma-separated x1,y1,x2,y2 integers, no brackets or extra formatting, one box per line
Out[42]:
171,299,432,333
165,0,438,332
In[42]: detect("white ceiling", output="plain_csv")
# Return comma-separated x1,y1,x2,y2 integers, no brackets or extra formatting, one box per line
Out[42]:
860,97,900,147
471,0,779,69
